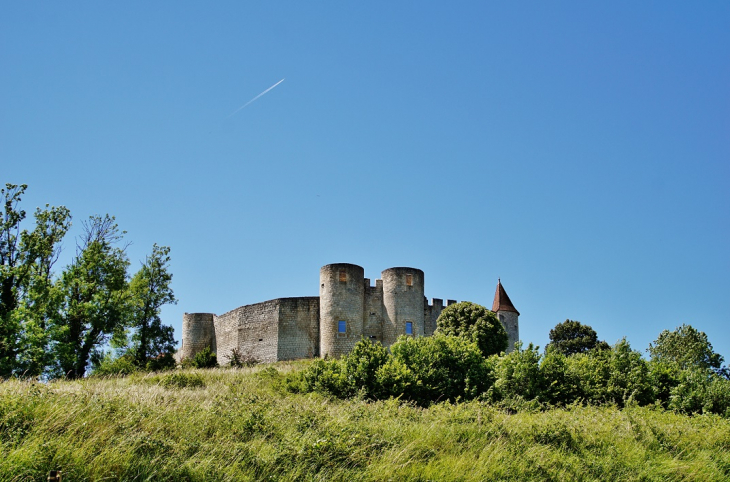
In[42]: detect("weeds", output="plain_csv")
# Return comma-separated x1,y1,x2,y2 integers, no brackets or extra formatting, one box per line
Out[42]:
0,364,728,481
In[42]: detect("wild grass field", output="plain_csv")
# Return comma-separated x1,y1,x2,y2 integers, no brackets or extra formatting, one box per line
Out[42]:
1,363,729,481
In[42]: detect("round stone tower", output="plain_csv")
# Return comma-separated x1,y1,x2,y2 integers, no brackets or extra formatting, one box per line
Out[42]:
492,279,520,353
181,313,215,360
382,267,425,346
319,263,365,357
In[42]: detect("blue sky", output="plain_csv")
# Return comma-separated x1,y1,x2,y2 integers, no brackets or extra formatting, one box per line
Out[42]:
2,2,728,360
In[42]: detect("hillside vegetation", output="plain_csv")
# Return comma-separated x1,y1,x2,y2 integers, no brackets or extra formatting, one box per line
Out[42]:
2,363,729,481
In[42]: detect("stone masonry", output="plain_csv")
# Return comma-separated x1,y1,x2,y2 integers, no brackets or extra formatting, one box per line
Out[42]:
180,263,520,363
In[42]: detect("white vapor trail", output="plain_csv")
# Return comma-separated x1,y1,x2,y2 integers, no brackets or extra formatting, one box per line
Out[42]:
228,78,285,117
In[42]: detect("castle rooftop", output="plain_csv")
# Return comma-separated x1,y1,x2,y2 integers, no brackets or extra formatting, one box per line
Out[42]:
492,279,520,315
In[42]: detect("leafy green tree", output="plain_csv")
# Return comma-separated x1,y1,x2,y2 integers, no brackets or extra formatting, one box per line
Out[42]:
50,215,130,379
436,301,508,357
648,324,724,371
13,204,72,376
0,184,71,377
126,244,177,367
0,183,29,376
546,319,608,356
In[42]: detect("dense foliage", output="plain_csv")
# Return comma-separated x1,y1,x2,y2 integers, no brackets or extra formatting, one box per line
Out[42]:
649,323,724,371
0,183,178,379
435,301,508,357
296,333,730,417
181,346,219,369
292,335,494,405
546,319,609,355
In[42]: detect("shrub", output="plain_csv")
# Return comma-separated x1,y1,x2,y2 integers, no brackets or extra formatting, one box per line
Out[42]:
488,343,544,403
296,335,496,405
299,358,349,397
540,349,581,406
91,354,138,377
229,348,258,368
563,339,652,407
145,352,176,372
182,347,218,369
669,368,730,417
647,360,681,408
157,372,205,389
390,334,495,404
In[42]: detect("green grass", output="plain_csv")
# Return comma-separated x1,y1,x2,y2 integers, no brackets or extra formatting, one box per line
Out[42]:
1,362,729,481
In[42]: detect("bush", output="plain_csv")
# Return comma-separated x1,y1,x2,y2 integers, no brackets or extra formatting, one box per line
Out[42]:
229,348,259,368
488,343,544,403
157,372,205,389
297,335,496,406
182,347,218,369
436,301,508,358
563,339,652,407
669,368,730,417
145,352,176,372
390,334,495,404
91,354,138,377
540,349,581,405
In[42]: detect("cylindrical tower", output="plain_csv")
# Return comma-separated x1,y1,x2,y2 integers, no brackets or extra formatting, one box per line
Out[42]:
319,263,365,357
181,313,215,360
382,267,425,347
498,311,519,354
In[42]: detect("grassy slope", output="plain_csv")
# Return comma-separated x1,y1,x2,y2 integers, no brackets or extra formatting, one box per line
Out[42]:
1,363,729,482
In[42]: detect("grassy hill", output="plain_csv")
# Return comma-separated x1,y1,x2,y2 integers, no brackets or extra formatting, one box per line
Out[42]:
1,363,729,481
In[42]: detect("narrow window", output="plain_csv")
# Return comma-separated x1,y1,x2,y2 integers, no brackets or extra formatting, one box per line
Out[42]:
338,320,347,333
405,322,413,335
339,270,347,282
406,274,413,286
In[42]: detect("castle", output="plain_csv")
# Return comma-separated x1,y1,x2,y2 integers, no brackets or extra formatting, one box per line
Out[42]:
180,263,520,364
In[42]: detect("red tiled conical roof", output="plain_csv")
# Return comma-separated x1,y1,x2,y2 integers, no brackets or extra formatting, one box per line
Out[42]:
492,279,519,315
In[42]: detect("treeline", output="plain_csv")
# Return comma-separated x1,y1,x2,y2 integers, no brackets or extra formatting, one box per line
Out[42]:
0,183,177,379
287,304,730,417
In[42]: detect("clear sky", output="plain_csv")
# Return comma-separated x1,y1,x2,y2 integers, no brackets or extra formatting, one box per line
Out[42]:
2,2,728,360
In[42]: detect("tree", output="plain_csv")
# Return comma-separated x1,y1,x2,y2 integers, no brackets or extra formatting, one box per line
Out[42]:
50,215,130,379
436,301,508,358
648,324,724,371
126,244,177,367
0,183,71,377
0,183,31,377
13,204,71,376
546,319,608,356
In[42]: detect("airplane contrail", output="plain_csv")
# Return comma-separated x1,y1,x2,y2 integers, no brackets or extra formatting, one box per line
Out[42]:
228,78,285,117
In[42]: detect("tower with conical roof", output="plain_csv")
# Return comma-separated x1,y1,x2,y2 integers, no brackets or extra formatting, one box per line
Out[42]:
492,279,519,353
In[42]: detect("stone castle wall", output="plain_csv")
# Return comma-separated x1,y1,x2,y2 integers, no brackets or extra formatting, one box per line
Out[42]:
363,279,384,343
278,297,320,360
181,264,518,363
215,300,280,364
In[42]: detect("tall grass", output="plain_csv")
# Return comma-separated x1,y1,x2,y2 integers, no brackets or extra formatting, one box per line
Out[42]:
1,363,728,481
